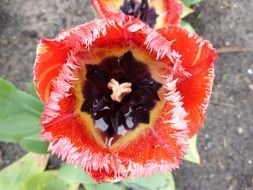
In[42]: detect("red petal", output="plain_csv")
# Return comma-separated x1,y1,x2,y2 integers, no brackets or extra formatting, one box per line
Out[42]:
34,39,69,102
90,0,110,18
158,26,217,137
90,0,182,28
163,0,183,25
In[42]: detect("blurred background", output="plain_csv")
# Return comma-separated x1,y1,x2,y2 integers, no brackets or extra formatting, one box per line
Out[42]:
0,0,252,189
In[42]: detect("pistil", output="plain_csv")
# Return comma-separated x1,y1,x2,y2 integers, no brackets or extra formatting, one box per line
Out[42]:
107,78,132,102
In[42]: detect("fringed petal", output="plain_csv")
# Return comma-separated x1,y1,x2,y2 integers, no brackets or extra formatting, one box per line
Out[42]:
41,51,80,124
90,0,114,18
34,18,121,103
34,39,69,102
158,26,217,137
162,0,182,25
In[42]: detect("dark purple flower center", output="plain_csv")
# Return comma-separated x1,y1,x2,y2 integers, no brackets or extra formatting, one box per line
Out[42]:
120,0,158,28
81,51,161,141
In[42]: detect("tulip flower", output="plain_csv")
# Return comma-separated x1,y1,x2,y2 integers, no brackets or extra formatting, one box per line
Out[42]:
34,14,216,182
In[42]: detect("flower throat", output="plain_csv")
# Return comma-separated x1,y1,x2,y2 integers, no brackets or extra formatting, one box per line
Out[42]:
81,51,162,145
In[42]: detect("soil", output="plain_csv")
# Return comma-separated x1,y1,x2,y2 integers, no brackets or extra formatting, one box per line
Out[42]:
0,0,252,190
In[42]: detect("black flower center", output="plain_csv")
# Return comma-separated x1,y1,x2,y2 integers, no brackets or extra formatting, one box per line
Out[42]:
120,0,158,28
81,51,162,144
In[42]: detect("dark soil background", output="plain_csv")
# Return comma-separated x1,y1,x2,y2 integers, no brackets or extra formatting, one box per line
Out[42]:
0,0,252,190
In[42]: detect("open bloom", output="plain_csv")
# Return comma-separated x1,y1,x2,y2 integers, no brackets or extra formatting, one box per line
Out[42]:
34,15,216,182
91,0,182,28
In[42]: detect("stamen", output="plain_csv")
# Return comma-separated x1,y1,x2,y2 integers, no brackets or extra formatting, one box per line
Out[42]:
107,78,132,102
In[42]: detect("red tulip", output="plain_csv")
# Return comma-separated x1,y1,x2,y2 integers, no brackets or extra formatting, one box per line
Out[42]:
91,0,182,28
34,14,217,182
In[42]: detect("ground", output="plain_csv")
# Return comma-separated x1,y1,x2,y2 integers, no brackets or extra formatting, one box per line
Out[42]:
0,0,252,190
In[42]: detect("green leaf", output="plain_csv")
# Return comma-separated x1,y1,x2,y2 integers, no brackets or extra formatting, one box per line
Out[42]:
0,113,41,143
167,172,176,190
123,173,175,190
0,153,49,190
183,135,200,164
0,79,44,144
59,164,125,190
90,7,99,18
181,20,196,33
27,82,40,99
181,3,194,18
0,78,43,121
96,183,125,190
20,134,49,154
84,184,98,190
84,183,126,190
21,171,79,190
58,164,96,184
181,0,203,6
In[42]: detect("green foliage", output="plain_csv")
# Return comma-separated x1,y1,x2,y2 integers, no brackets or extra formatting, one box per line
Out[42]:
96,183,124,190
58,164,96,185
21,171,79,190
20,134,49,154
58,164,176,190
183,135,200,164
181,3,194,18
0,78,43,120
0,153,79,190
27,82,40,99
0,153,49,190
84,184,124,190
123,173,175,190
181,0,203,31
0,113,40,143
59,164,125,190
0,78,47,154
181,20,196,33
181,0,203,7
0,78,43,143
